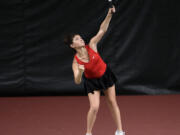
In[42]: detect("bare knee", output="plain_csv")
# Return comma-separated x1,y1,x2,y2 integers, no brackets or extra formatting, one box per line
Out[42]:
90,104,99,114
107,97,118,107
88,91,100,114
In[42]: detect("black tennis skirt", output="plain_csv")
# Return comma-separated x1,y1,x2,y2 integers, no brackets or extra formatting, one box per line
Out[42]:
82,64,118,94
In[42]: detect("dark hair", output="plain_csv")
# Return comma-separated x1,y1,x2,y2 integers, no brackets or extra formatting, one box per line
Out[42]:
63,33,78,53
64,33,78,45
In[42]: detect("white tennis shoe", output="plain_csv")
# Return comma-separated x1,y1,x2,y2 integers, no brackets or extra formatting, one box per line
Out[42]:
115,130,125,135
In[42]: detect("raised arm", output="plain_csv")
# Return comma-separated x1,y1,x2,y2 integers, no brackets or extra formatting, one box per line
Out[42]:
89,6,116,49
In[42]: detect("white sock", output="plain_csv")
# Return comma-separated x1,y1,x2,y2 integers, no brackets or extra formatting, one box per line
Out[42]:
86,133,92,135
116,130,123,133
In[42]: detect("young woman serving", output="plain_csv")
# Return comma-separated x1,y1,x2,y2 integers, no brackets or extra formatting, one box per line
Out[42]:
64,6,125,135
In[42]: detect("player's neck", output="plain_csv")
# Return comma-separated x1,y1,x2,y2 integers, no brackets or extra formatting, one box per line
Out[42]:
76,46,87,57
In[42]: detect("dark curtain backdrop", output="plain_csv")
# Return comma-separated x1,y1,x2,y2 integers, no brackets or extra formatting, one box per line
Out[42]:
0,0,180,96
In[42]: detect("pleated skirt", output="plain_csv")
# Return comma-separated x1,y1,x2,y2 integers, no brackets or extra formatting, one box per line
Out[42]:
82,64,118,94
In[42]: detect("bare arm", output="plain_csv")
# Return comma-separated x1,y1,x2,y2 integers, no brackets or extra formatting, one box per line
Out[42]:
100,7,114,32
89,6,116,48
72,58,85,84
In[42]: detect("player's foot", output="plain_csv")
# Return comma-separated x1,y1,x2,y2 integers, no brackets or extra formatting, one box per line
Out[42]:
115,130,125,135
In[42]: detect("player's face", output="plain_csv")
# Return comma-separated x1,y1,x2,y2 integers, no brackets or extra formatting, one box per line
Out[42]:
72,35,85,48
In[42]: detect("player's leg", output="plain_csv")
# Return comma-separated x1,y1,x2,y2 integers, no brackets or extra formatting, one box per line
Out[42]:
86,90,101,135
104,84,124,134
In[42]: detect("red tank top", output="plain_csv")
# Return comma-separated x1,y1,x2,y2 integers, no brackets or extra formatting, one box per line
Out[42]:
74,45,107,79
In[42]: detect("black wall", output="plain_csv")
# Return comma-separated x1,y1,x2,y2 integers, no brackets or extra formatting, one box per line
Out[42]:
0,0,179,96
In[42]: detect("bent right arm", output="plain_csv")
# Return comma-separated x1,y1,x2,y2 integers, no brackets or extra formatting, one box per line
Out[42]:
72,58,84,84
